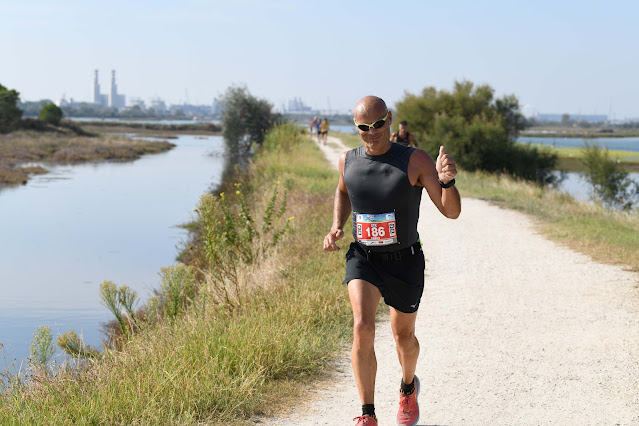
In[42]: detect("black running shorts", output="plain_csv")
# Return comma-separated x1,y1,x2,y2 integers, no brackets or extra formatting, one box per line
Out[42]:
343,242,425,313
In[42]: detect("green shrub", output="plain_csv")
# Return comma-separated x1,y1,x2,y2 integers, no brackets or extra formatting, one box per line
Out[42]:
0,83,23,133
261,122,304,153
221,85,283,154
160,264,197,323
38,103,63,126
196,180,292,307
57,331,100,359
29,326,56,375
99,281,139,338
581,140,639,210
395,80,557,183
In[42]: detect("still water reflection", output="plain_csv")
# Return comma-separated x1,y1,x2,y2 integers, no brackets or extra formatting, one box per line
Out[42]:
0,135,225,364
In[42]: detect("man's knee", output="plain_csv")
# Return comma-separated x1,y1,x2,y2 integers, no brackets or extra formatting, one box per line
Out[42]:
393,329,417,349
353,317,375,343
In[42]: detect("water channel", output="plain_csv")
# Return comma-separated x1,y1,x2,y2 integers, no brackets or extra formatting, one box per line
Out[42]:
0,134,225,365
517,136,639,202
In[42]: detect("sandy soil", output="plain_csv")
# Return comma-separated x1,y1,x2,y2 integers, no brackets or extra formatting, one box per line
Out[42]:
262,135,639,425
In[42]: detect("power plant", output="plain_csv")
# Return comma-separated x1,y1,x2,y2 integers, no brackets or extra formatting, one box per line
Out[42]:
91,69,125,109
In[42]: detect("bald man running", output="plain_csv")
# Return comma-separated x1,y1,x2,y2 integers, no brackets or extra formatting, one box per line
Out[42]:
323,96,461,426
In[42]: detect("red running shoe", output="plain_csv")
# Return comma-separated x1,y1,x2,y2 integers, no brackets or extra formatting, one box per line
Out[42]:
353,415,378,425
396,375,420,426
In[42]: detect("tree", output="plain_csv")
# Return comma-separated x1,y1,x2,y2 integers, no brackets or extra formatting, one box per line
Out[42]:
39,102,64,125
221,85,282,154
581,140,639,210
18,99,54,117
394,81,557,183
0,83,23,133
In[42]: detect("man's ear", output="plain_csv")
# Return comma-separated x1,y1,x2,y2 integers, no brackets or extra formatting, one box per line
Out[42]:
388,110,393,126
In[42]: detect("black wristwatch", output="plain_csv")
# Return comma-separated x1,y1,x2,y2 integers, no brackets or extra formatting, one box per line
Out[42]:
438,178,455,188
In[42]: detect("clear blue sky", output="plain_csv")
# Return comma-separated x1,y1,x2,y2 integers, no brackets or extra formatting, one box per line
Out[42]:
2,0,638,119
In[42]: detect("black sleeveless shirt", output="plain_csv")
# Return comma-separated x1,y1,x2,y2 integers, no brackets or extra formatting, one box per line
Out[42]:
395,131,410,146
344,143,423,252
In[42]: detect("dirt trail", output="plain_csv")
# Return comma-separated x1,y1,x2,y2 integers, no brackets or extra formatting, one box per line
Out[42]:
264,135,639,425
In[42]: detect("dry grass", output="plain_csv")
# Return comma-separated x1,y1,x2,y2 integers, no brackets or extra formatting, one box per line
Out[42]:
0,130,174,185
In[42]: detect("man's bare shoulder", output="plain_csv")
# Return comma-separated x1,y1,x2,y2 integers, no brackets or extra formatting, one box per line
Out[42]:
337,150,349,170
409,148,434,165
408,148,437,185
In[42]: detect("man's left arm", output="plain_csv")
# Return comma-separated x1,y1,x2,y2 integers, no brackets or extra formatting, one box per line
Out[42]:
410,146,461,219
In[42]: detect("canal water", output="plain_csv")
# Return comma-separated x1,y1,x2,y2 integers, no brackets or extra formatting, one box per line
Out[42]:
517,136,639,202
0,134,225,366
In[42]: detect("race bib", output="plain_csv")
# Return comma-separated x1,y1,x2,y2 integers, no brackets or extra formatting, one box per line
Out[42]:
355,212,397,246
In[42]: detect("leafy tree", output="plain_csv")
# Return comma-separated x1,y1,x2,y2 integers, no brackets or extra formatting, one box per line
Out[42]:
18,99,54,117
394,81,557,183
581,140,639,210
0,83,23,133
221,85,282,154
39,102,63,125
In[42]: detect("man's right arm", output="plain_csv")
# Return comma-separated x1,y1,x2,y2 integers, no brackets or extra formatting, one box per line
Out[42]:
323,152,351,251
409,133,419,148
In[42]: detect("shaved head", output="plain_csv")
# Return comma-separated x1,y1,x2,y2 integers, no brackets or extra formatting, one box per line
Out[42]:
354,96,388,119
352,95,393,154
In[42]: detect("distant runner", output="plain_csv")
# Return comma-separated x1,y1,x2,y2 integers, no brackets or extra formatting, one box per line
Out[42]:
323,96,461,426
391,121,418,148
320,118,329,145
310,116,319,135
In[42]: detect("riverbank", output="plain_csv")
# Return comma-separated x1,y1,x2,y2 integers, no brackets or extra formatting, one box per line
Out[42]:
0,124,354,424
523,127,639,138
519,143,639,171
0,126,176,185
79,120,222,136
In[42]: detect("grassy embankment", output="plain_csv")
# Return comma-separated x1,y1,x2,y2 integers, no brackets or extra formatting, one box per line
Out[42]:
80,120,222,137
0,124,354,424
336,131,639,270
3,127,637,424
519,143,639,171
0,121,191,185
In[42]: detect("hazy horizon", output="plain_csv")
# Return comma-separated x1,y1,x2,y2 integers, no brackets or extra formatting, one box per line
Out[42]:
3,0,638,119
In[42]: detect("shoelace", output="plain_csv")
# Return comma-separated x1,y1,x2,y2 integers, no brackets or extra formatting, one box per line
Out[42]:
353,415,377,425
399,393,413,413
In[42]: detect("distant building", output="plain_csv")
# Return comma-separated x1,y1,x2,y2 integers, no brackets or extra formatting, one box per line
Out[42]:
108,70,126,109
128,97,146,109
91,70,108,106
91,69,125,109
149,98,167,113
55,95,70,107
536,113,607,123
287,97,312,113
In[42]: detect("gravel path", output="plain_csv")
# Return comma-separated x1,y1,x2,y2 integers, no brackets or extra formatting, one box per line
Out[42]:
263,135,639,425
